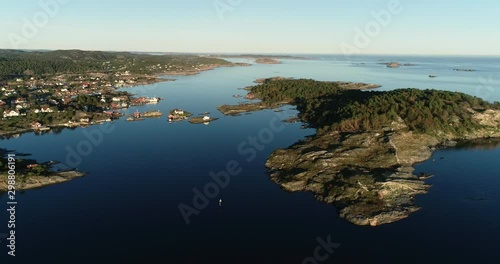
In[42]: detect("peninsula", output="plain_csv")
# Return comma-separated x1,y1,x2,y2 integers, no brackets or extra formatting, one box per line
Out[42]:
220,78,500,226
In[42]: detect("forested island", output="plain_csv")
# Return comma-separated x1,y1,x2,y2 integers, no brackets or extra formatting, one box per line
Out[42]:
0,49,241,137
218,79,380,115
255,58,281,64
220,78,500,226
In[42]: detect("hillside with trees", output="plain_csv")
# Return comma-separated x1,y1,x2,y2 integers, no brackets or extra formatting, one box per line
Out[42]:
0,49,233,81
247,78,500,137
251,78,500,226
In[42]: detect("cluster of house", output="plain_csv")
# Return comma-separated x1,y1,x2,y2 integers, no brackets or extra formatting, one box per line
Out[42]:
168,109,187,121
1,87,17,97
109,95,130,109
2,96,56,118
0,73,141,119
129,97,160,106
3,109,25,118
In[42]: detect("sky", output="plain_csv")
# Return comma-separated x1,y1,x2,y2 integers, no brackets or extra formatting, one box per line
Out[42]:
0,0,499,55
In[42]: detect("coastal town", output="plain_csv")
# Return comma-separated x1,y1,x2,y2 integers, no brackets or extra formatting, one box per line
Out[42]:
0,72,165,136
0,50,239,137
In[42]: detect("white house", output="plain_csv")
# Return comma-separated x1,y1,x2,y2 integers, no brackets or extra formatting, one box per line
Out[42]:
174,109,184,115
3,110,20,118
13,98,26,104
31,122,42,128
203,116,211,121
41,107,54,113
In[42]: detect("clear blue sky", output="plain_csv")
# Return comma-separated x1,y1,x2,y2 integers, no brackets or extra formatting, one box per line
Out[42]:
1,0,499,55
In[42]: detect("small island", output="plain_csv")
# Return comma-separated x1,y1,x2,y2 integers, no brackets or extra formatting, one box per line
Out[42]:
126,110,162,121
453,68,476,72
168,109,193,122
189,116,219,124
381,62,416,68
255,58,281,64
220,77,500,226
0,149,85,192
142,110,163,118
386,62,401,68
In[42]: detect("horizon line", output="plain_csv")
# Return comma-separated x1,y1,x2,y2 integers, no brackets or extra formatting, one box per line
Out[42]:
1,48,499,57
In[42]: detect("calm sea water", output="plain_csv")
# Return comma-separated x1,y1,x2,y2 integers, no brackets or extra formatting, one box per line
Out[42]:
1,55,499,263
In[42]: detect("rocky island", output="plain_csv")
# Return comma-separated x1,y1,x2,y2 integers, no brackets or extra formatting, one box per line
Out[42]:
453,68,476,72
220,78,500,226
168,109,193,122
142,110,163,118
255,58,281,64
381,62,416,68
189,116,219,124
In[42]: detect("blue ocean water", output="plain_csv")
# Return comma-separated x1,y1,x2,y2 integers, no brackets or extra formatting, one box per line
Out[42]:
0,55,499,263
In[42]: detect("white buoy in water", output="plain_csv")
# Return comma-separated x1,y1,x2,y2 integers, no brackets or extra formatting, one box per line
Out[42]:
219,199,222,206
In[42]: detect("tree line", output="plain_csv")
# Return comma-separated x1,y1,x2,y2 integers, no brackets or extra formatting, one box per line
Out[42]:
251,79,500,136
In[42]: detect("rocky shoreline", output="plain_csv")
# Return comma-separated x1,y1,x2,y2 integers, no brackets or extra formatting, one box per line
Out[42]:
266,110,500,226
219,77,500,226
0,170,85,192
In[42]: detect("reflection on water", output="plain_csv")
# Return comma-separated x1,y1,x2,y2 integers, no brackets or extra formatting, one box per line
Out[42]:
454,137,500,150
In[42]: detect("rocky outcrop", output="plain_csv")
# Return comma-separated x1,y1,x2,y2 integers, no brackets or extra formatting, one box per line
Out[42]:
189,117,219,124
266,110,500,226
381,62,415,68
0,170,85,192
386,62,401,68
142,111,163,117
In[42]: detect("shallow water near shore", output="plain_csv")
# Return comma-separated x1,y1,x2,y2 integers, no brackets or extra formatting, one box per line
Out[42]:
1,55,499,263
